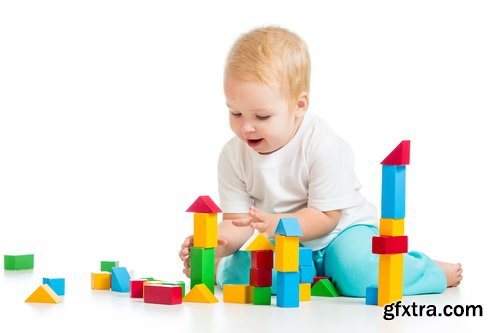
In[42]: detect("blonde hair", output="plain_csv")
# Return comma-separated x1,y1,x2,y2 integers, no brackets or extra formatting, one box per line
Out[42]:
224,26,311,108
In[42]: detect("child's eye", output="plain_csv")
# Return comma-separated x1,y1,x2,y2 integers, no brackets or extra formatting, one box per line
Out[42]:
230,112,242,117
256,115,270,120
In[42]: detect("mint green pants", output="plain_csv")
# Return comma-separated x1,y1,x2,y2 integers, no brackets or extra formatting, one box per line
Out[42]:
216,224,446,297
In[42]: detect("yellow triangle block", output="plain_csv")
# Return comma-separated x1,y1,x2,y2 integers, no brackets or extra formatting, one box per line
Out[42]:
183,284,218,303
25,284,62,304
241,233,275,251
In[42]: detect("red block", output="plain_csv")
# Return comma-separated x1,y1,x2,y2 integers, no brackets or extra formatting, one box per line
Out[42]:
251,250,274,269
130,279,147,298
313,276,331,286
250,268,272,287
186,195,222,213
143,284,182,305
381,140,411,165
372,235,408,254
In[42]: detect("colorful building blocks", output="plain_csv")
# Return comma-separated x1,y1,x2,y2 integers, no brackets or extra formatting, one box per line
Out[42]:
365,285,378,305
223,284,251,304
380,140,410,165
183,284,218,303
4,254,34,270
143,284,182,305
379,218,405,236
91,272,111,290
241,233,275,251
130,279,147,298
111,267,130,292
251,286,272,305
381,165,406,219
311,278,339,297
42,278,65,296
372,235,408,254
100,261,119,273
299,283,311,301
190,247,215,293
25,284,61,304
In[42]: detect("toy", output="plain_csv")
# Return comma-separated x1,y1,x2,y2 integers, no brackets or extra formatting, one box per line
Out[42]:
25,284,61,304
4,254,34,270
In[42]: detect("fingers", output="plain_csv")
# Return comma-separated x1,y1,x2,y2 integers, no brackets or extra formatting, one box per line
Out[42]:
232,217,252,227
217,237,228,246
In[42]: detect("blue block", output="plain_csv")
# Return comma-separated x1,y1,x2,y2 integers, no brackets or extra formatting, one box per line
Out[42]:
365,285,378,305
299,247,313,266
277,271,300,308
275,218,303,236
381,165,406,218
111,267,130,292
42,278,65,296
299,265,315,283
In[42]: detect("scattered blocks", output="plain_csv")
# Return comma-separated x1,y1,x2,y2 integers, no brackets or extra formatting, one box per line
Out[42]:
42,278,65,296
4,254,34,270
365,285,378,305
311,278,339,297
111,267,130,292
223,284,251,304
130,279,147,298
183,284,218,303
143,284,182,305
91,272,111,290
25,284,61,304
100,261,119,273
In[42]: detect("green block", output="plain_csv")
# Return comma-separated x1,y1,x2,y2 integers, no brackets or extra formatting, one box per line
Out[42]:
252,286,271,305
140,277,156,281
101,261,119,272
4,254,34,270
311,279,340,297
190,247,215,293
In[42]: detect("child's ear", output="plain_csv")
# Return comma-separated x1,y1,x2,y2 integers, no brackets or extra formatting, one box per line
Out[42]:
296,92,309,116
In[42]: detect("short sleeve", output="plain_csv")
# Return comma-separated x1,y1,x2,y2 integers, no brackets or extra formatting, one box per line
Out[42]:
217,146,254,213
307,136,364,211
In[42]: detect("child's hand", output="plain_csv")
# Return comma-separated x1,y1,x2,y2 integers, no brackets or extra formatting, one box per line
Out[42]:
179,235,228,278
232,206,275,238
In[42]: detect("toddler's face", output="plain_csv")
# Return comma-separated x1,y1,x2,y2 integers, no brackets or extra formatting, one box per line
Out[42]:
224,76,304,154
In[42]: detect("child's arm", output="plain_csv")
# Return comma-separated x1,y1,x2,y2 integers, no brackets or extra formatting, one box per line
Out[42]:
232,206,340,242
216,213,255,258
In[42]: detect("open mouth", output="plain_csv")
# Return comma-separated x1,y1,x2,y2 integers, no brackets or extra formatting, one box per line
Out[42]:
247,138,264,148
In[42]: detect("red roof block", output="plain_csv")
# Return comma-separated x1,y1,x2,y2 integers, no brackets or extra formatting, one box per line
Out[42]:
381,140,411,165
186,195,222,213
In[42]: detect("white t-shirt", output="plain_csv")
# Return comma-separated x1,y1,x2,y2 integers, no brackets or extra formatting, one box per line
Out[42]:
217,112,378,251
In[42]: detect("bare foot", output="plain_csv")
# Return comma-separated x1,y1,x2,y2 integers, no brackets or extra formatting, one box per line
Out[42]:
435,260,463,287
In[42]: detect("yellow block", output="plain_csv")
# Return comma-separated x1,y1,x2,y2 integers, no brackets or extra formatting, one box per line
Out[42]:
379,218,405,236
183,284,218,303
25,284,62,303
223,284,251,303
91,272,111,290
299,283,311,301
194,213,218,248
275,235,299,272
241,233,275,251
378,254,403,306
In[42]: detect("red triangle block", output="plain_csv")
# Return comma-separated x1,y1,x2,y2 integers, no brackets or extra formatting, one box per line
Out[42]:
186,196,222,213
381,140,411,165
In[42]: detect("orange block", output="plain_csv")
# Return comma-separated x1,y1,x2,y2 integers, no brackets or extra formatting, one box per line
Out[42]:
275,235,299,272
378,254,403,306
194,213,218,248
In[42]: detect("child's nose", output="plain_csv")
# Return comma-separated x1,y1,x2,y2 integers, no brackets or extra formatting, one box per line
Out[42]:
242,121,256,133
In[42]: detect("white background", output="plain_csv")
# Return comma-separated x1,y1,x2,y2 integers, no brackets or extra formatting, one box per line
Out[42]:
1,1,499,331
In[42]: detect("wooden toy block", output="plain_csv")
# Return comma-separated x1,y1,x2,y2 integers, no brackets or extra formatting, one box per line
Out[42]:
42,278,65,296
222,284,251,304
162,281,186,297
183,284,218,303
251,286,272,305
4,254,34,270
91,272,111,290
275,235,299,272
299,247,313,266
381,165,406,219
194,213,218,248
275,217,303,236
143,284,182,305
381,140,411,165
365,285,378,305
111,267,131,292
241,233,275,251
251,250,274,269
25,284,61,304
372,235,408,254
299,265,315,283
100,261,119,273
130,279,147,298
190,247,215,293
250,268,272,287
186,195,222,213
380,218,405,236
276,271,300,308
311,278,340,297
378,254,403,306
312,276,331,286
299,283,311,301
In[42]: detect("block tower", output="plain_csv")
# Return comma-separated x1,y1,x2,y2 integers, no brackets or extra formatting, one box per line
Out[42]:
275,217,302,308
184,195,221,303
370,140,410,306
